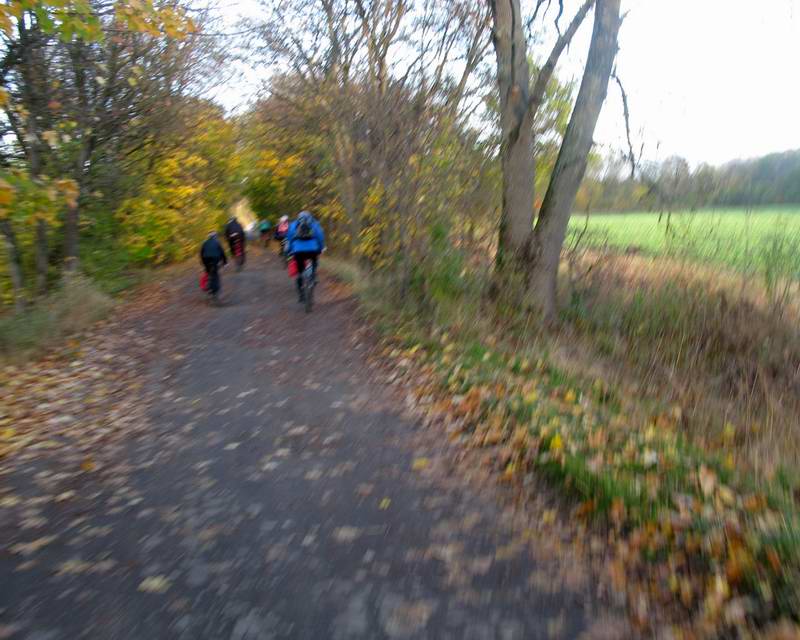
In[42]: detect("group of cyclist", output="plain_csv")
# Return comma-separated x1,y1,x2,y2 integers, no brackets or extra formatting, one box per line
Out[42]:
199,210,325,307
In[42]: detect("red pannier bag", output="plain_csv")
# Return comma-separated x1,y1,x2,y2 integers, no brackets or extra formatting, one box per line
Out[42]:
287,259,299,278
200,272,209,291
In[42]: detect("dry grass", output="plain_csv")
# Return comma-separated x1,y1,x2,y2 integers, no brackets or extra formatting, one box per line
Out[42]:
0,273,114,363
556,250,800,475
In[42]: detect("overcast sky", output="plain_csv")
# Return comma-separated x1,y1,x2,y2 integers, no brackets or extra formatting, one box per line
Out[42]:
214,0,800,168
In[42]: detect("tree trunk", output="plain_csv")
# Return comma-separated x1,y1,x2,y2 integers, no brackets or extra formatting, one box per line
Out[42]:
529,0,621,318
35,218,48,294
64,40,92,273
489,0,535,273
64,151,89,273
63,197,80,272
0,219,25,313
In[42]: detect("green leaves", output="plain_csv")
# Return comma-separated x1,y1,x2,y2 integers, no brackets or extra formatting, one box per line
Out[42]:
0,1,195,44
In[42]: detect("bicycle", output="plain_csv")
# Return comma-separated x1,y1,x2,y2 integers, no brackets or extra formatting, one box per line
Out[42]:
203,262,225,306
230,234,245,271
300,261,315,313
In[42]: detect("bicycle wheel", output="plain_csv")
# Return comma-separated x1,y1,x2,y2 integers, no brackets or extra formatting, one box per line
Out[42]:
304,282,314,313
303,264,314,313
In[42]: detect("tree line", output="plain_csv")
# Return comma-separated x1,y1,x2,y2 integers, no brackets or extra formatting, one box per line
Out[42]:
577,149,800,214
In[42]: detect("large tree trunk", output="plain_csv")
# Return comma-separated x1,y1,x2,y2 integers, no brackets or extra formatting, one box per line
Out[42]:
489,0,535,272
0,219,25,313
529,0,621,318
35,218,48,294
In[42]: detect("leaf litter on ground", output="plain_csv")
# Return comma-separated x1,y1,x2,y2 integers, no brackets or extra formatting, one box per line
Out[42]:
373,321,800,638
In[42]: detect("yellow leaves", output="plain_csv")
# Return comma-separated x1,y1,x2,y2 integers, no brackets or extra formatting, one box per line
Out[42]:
703,574,731,619
379,498,391,510
541,509,556,526
482,427,503,447
0,178,15,209
549,433,563,453
725,541,754,585
55,178,79,208
523,389,538,405
80,457,96,472
723,453,736,471
42,130,59,147
411,457,429,471
510,427,529,450
718,485,736,507
138,575,171,594
0,87,9,108
0,6,13,37
501,461,517,481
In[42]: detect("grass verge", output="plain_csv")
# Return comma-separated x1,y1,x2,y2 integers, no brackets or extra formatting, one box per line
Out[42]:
327,256,800,637
0,273,114,363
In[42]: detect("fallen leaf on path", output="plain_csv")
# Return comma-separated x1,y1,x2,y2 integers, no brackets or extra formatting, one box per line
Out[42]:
379,498,391,510
333,526,361,543
412,457,429,470
10,536,57,556
138,575,171,593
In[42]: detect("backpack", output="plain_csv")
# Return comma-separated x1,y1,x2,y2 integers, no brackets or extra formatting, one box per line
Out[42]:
296,217,313,241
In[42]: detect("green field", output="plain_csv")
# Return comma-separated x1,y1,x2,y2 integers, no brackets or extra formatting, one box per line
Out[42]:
571,206,800,276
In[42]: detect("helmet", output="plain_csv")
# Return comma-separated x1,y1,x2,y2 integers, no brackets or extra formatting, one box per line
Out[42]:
280,215,288,223
298,210,312,220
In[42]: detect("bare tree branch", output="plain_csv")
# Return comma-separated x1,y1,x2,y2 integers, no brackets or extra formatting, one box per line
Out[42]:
612,68,636,179
528,0,594,118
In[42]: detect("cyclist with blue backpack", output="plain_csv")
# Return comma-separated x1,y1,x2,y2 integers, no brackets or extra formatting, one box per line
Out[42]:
287,211,325,304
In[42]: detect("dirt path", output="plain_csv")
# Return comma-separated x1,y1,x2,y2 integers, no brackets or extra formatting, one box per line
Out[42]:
1,250,627,639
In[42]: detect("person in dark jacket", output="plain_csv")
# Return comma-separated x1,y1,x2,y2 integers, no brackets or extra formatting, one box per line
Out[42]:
224,216,246,262
200,231,227,298
286,211,325,302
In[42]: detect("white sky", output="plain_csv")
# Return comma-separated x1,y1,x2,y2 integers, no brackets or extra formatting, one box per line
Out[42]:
213,0,800,168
